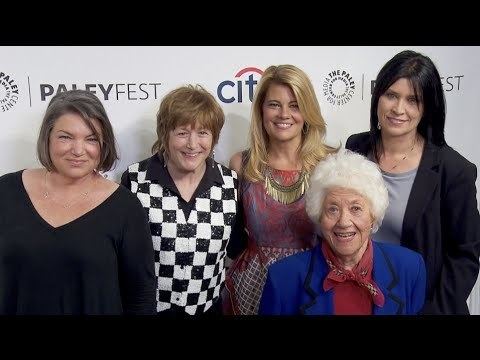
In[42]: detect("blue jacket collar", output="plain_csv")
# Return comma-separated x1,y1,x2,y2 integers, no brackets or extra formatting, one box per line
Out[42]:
301,242,405,315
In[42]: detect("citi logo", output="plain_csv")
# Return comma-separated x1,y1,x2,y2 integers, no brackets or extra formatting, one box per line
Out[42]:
217,67,263,103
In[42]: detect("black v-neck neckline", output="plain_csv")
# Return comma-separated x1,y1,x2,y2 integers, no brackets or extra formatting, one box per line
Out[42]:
18,170,120,231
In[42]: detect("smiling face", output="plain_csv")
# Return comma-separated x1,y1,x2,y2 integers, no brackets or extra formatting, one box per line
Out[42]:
262,83,305,145
167,122,213,175
377,77,424,139
320,187,374,269
49,112,102,180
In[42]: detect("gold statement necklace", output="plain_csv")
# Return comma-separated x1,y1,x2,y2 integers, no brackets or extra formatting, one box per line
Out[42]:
43,170,97,209
264,167,309,205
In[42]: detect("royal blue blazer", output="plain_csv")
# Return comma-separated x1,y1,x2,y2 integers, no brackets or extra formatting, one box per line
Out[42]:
259,241,426,315
347,132,480,314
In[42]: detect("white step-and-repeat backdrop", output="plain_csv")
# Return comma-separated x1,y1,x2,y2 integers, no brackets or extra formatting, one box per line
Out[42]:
1,46,479,313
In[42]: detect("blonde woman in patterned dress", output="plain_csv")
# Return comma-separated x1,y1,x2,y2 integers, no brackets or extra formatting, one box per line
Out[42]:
223,65,337,315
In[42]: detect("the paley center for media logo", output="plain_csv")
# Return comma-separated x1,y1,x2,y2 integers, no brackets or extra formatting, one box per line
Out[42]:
322,69,356,106
0,72,19,112
217,67,263,103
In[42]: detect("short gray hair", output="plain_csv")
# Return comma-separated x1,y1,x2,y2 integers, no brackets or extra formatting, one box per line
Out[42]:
305,149,389,233
37,89,118,172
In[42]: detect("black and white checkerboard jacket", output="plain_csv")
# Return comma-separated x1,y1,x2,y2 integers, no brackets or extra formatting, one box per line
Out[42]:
124,157,238,314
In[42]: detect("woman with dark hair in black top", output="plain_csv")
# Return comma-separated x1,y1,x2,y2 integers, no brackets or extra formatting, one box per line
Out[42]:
0,90,156,315
346,50,480,314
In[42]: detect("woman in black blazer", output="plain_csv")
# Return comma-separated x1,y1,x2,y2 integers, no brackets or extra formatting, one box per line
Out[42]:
346,50,480,314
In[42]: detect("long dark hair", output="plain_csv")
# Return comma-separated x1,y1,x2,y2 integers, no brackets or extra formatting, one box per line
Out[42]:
370,50,446,162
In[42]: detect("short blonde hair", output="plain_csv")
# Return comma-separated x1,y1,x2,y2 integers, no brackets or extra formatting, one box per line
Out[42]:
152,84,225,155
305,149,389,233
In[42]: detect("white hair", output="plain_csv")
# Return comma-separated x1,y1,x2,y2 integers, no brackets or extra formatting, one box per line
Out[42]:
305,149,389,233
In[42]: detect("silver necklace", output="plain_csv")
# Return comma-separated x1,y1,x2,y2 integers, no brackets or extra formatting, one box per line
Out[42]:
43,170,96,209
383,137,417,171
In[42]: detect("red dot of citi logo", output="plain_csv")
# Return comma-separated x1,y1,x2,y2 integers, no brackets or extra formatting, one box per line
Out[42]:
0,71,19,112
217,67,263,103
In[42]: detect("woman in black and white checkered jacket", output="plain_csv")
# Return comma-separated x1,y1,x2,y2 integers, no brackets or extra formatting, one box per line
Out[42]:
121,85,240,316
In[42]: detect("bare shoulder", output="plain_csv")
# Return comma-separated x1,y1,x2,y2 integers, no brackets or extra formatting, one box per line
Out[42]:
229,152,244,175
95,176,120,200
100,176,120,191
23,168,44,180
22,168,45,192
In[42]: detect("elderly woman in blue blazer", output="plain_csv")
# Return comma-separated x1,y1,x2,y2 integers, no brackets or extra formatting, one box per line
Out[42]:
259,149,426,315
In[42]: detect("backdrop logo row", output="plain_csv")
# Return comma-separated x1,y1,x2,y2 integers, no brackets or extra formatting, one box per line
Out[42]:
0,68,466,112
215,67,358,106
217,67,465,107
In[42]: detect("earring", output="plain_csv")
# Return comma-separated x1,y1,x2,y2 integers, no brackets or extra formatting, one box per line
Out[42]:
377,122,382,130
211,149,215,168
302,124,309,135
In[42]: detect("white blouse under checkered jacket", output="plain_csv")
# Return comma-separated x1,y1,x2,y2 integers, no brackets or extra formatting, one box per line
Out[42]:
126,160,238,314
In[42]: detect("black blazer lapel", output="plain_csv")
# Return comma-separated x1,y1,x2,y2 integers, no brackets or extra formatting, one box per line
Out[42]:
346,132,370,157
401,142,441,250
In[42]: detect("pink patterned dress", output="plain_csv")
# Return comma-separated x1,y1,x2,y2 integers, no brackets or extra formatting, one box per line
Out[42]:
223,168,317,315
